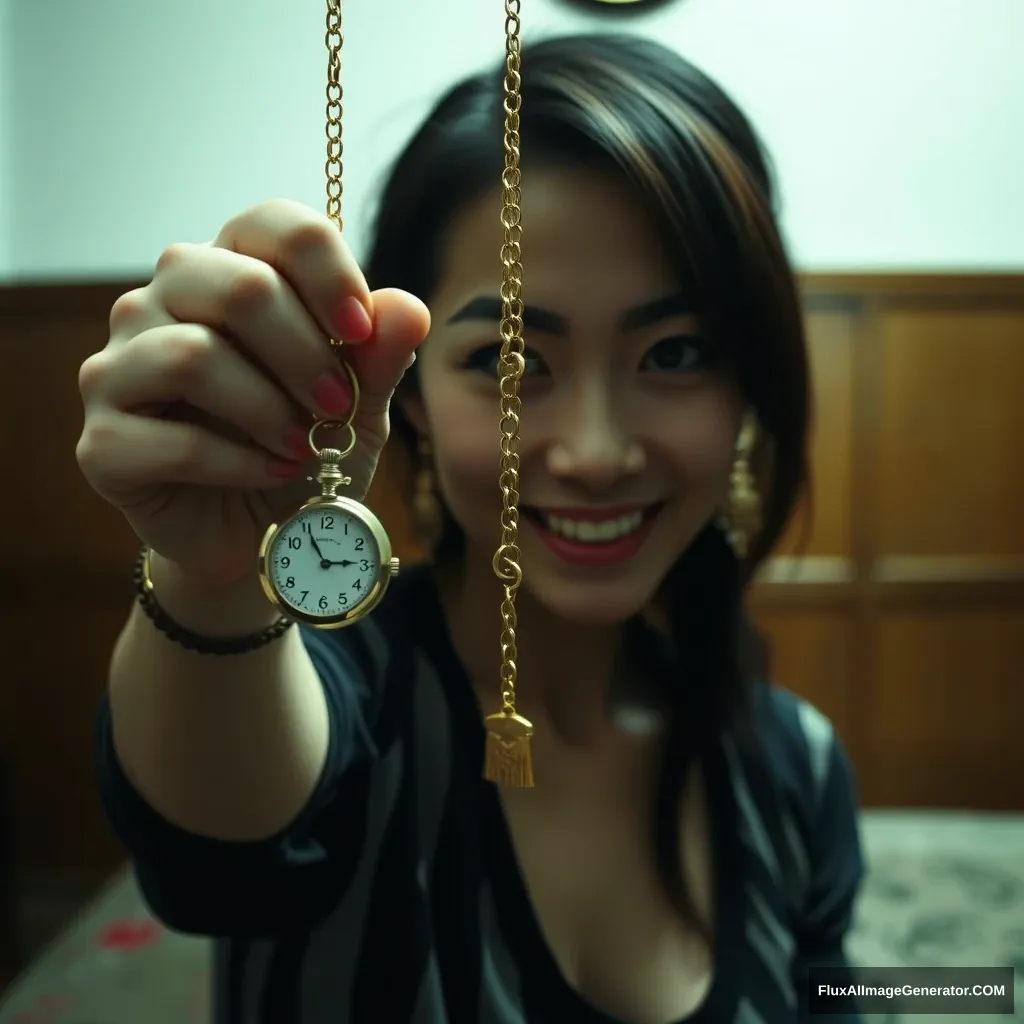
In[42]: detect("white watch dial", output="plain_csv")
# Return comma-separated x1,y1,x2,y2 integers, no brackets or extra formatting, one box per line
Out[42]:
269,506,379,618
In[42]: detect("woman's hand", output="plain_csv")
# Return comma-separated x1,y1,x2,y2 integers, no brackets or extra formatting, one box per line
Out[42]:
76,199,430,588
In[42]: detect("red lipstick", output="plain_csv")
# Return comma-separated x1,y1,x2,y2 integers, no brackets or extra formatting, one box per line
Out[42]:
526,505,661,567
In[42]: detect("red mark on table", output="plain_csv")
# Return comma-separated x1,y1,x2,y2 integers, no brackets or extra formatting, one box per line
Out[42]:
95,916,161,951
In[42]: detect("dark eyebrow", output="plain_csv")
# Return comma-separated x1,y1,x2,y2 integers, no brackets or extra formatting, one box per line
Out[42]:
620,294,695,331
445,293,694,335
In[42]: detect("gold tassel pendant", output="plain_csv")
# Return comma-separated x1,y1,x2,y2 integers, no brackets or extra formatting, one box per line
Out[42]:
483,711,534,788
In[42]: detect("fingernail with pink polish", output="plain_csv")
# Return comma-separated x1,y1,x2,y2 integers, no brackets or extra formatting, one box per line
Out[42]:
335,296,373,343
313,370,352,416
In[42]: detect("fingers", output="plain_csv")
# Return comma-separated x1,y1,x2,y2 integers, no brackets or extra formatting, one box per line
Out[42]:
152,242,355,421
151,243,429,423
80,323,311,462
111,200,430,449
338,288,432,417
212,199,373,346
76,411,303,498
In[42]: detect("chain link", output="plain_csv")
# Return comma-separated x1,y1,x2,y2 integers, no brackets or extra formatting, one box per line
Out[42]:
325,1,344,232
491,0,526,717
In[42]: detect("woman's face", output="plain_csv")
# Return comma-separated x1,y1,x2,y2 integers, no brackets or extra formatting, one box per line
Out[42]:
402,164,744,625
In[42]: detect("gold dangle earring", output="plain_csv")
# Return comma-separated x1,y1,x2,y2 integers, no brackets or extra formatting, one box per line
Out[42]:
412,435,444,555
718,410,762,560
483,0,534,789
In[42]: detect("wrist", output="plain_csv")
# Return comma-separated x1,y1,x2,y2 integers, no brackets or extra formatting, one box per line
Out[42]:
146,550,285,640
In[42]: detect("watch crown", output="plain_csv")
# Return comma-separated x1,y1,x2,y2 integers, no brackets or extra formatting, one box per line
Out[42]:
389,557,400,577
320,447,342,466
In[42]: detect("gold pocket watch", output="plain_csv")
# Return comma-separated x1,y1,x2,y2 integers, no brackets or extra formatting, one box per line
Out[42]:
258,370,399,629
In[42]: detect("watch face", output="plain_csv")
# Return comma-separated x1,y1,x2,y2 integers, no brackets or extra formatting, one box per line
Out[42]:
268,504,380,619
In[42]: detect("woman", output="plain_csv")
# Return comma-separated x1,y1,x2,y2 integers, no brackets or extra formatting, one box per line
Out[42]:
76,33,864,1024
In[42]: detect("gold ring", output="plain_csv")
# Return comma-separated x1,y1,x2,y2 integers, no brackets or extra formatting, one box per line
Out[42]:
308,421,357,460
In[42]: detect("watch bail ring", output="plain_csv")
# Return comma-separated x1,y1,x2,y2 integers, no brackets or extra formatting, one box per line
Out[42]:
309,420,357,460
322,352,360,434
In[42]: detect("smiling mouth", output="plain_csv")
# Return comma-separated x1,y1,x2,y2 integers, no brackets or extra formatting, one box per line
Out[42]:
522,504,665,545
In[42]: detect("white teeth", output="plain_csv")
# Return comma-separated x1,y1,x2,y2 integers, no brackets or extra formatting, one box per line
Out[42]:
542,510,645,543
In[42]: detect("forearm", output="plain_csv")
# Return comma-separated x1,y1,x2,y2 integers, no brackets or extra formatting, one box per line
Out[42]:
108,552,329,843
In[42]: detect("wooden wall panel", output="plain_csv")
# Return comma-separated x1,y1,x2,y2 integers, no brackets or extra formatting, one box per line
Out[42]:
775,308,856,560
747,610,859,757
1,286,140,582
875,310,1024,557
749,304,865,772
5,595,128,870
749,279,1024,812
0,274,1022,881
861,296,1024,807
872,607,1024,808
0,286,137,880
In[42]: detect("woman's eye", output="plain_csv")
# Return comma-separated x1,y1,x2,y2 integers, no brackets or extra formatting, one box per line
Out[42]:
640,335,717,374
463,343,547,377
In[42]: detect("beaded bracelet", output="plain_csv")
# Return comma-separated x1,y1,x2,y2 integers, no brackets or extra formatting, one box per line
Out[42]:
133,547,293,655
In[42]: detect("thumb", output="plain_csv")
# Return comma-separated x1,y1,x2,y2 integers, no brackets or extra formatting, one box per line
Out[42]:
342,287,430,414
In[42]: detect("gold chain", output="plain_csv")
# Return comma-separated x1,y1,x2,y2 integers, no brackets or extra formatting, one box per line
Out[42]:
484,0,534,788
325,0,532,785
326,1,344,233
315,0,359,439
493,1,525,713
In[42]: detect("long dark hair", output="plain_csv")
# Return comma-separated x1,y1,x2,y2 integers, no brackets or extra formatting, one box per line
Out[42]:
365,33,810,939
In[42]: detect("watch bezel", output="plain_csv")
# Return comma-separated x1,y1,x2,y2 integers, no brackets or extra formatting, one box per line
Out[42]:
258,495,395,629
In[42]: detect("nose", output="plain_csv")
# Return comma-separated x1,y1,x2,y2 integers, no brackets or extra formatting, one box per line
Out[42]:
546,385,645,491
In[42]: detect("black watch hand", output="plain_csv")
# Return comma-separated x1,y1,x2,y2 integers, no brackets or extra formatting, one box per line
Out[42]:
330,558,356,567
308,535,331,569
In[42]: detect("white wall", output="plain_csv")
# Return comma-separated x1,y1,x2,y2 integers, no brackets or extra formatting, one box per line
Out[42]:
0,0,12,277
2,0,1022,283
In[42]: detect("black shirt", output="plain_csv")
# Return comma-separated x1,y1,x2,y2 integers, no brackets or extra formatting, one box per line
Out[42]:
95,564,864,1023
